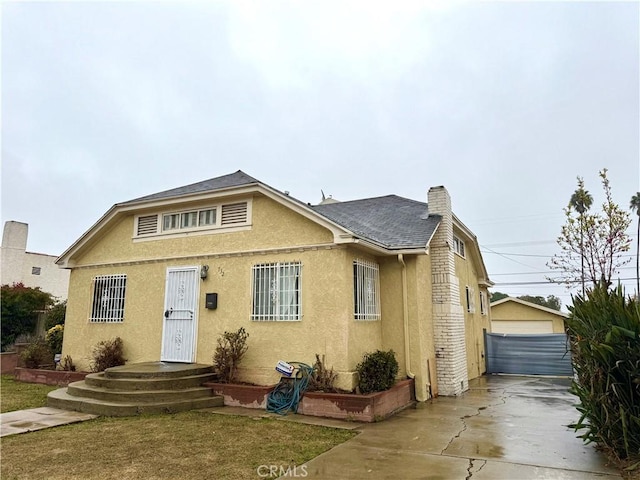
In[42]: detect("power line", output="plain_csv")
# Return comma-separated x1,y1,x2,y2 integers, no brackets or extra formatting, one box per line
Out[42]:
482,251,552,258
480,245,539,270
491,265,636,276
482,240,557,248
494,277,637,286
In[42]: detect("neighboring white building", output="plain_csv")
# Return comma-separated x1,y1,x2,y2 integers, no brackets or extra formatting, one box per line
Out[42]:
1,221,69,300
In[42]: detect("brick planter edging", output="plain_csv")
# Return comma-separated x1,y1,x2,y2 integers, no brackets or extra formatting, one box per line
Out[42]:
15,367,89,386
204,378,415,422
1,352,18,374
204,382,275,409
299,378,415,422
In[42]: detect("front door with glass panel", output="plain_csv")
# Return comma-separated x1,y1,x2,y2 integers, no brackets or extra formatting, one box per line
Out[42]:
161,267,199,363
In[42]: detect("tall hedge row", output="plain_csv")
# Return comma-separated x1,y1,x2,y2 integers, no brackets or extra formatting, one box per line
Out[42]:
566,285,640,461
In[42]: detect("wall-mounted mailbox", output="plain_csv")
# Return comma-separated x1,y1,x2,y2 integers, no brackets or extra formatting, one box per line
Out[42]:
205,293,218,310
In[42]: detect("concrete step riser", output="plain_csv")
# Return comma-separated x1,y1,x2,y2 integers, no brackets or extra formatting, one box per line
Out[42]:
66,383,214,403
84,373,218,391
47,362,224,417
48,390,224,417
104,365,215,379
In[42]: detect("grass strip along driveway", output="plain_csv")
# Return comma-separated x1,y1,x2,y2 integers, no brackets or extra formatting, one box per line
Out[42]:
1,376,357,480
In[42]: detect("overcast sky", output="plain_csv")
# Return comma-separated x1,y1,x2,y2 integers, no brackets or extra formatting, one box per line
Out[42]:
2,1,639,308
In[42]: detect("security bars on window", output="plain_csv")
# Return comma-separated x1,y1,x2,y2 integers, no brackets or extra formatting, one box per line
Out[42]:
90,274,127,323
252,262,301,321
353,259,381,320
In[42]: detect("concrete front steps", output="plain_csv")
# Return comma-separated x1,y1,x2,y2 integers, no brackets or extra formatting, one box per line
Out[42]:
47,362,223,417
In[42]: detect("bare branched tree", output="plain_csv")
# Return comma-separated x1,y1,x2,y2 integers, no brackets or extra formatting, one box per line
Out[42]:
548,169,631,290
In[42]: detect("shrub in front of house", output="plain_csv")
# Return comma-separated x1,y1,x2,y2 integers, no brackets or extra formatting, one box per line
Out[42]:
308,354,338,393
45,324,64,354
90,337,126,372
213,327,249,383
356,349,399,394
566,285,640,462
59,355,76,372
20,337,53,369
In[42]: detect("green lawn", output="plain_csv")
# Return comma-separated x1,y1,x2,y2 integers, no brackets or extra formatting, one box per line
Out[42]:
0,375,357,479
1,375,58,413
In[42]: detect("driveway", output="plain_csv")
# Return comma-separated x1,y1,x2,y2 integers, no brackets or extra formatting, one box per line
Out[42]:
302,375,621,479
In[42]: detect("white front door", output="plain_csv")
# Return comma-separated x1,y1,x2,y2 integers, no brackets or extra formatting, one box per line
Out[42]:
161,266,199,363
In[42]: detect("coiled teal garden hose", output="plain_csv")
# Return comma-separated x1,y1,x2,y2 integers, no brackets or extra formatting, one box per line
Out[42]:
266,362,313,415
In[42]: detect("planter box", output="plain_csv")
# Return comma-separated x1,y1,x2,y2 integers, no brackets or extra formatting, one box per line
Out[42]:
15,367,88,386
1,352,18,374
204,378,415,422
298,379,415,422
204,382,275,409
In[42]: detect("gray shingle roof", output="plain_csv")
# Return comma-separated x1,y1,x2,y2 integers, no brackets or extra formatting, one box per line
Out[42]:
123,170,260,204
312,195,441,249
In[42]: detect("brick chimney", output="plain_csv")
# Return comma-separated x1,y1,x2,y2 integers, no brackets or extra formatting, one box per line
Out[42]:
427,187,468,396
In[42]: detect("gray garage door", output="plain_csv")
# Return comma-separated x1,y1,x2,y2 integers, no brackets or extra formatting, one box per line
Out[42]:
485,332,573,376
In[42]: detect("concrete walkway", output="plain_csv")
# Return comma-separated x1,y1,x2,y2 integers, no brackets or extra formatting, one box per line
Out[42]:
299,375,622,479
1,375,623,479
0,407,96,437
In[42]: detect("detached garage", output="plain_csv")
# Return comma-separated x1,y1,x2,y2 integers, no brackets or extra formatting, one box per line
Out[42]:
490,297,567,334
487,297,572,376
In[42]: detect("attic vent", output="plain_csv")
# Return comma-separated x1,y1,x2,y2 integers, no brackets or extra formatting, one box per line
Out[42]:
221,202,248,225
137,215,159,235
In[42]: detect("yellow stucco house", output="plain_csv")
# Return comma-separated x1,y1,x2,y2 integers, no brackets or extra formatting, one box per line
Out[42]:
57,171,493,400
490,297,568,334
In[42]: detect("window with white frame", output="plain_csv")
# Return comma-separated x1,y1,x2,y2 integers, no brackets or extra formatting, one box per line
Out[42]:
252,262,301,321
479,291,487,315
465,286,476,313
353,259,381,320
453,235,465,257
135,200,249,237
90,274,127,323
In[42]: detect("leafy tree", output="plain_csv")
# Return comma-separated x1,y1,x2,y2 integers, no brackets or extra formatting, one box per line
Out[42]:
491,292,562,311
44,300,67,331
518,295,562,311
631,192,640,296
1,283,54,351
490,291,509,303
548,169,631,291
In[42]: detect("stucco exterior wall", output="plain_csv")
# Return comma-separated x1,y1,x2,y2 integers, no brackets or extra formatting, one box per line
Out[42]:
491,301,566,333
453,238,491,381
63,194,381,391
62,187,491,397
346,249,383,369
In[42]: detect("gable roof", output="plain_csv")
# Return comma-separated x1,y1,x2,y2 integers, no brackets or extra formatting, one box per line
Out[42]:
312,195,440,249
124,170,261,205
490,297,568,318
106,169,441,251
57,170,456,266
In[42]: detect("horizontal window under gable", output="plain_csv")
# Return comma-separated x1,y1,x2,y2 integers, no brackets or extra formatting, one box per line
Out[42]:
134,200,250,239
